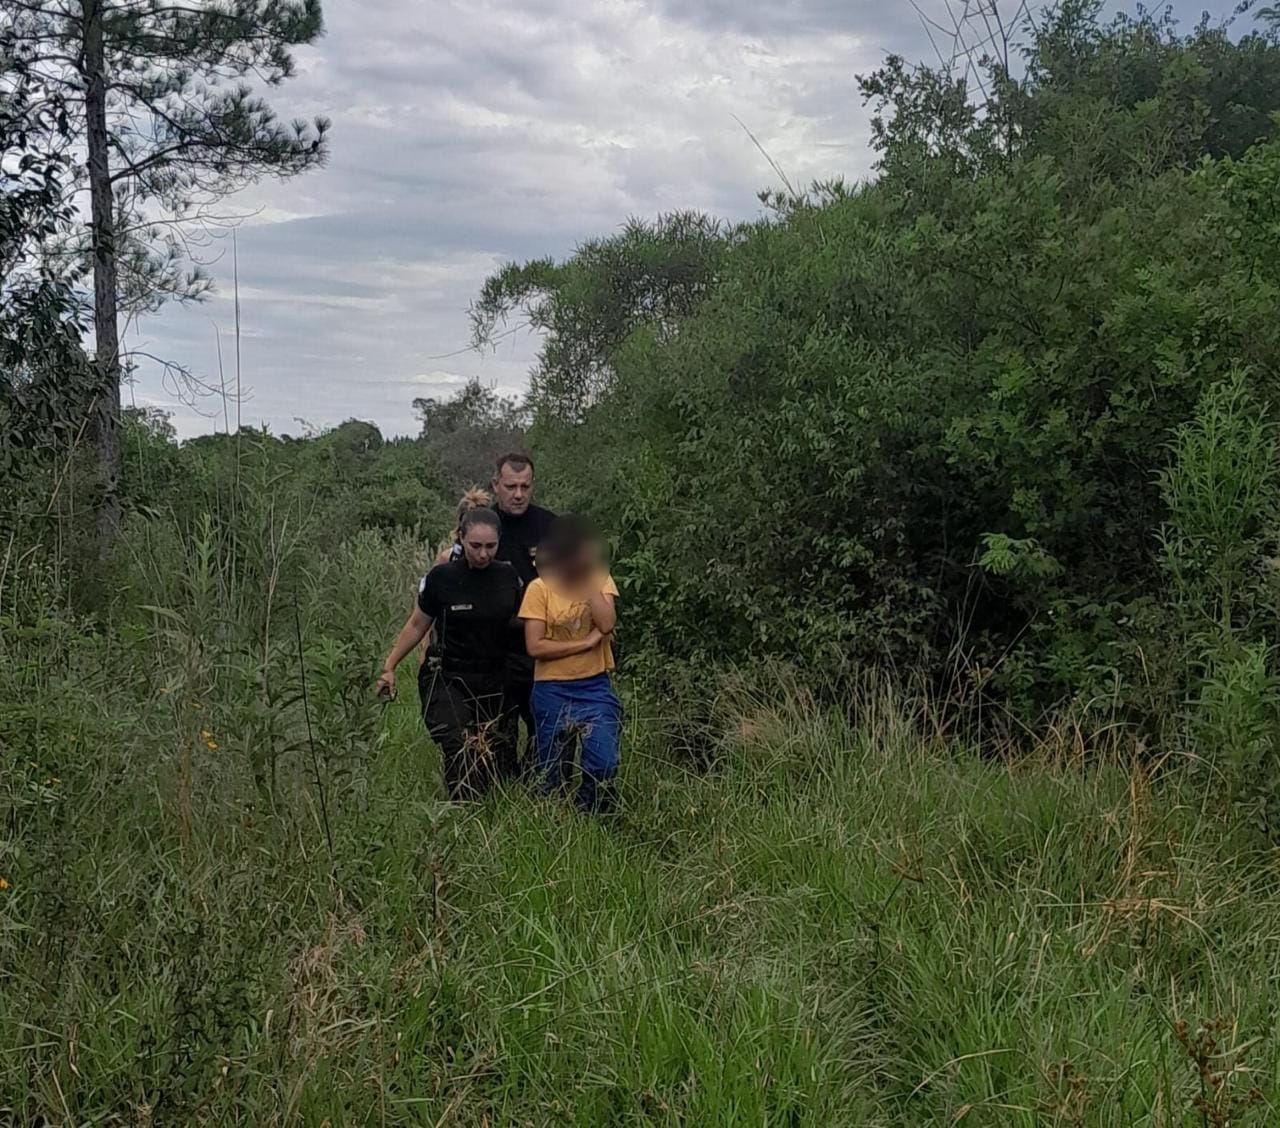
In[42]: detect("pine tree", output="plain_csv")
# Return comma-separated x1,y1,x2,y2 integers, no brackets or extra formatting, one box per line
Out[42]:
2,0,329,549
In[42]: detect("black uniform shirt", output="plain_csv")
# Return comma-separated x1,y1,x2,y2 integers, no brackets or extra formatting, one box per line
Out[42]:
418,558,522,677
495,504,556,587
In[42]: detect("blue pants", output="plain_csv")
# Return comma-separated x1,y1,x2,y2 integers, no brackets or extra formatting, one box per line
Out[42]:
530,674,622,813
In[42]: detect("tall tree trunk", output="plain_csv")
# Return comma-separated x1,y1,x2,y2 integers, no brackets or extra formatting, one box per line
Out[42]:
83,0,122,553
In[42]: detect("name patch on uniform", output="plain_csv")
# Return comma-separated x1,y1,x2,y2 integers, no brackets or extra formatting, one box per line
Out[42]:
449,603,474,612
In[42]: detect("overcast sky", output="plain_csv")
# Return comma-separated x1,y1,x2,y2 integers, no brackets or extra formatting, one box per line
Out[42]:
127,0,1242,440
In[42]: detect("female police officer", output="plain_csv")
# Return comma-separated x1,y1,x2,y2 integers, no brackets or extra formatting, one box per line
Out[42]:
377,508,522,800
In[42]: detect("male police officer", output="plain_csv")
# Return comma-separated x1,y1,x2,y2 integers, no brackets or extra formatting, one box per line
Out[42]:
489,453,555,765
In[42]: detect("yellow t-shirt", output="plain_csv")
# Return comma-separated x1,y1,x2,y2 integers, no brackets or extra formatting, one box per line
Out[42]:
519,575,618,682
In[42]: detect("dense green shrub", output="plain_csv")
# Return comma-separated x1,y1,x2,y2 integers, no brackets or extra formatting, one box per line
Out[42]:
483,6,1280,744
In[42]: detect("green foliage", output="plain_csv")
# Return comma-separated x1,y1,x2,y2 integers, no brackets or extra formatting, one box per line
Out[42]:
1015,2,1280,169
1221,115,1280,274
519,143,1280,697
977,534,1061,580
0,51,92,479
1158,374,1280,827
473,212,729,422
413,377,528,491
119,407,185,513
857,1,1280,200
121,418,451,548
1192,642,1280,833
489,8,1280,736
1160,372,1278,635
5,592,1280,1123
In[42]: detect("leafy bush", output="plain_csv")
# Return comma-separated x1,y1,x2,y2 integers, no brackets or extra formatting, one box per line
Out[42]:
413,378,529,492
1192,643,1280,833
488,8,1280,739
1159,373,1280,827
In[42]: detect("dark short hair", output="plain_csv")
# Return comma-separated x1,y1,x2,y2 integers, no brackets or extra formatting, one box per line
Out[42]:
494,452,534,477
538,514,594,569
459,507,501,537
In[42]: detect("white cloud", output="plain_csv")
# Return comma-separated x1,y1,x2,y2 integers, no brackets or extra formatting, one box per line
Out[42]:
132,0,1239,441
407,371,469,387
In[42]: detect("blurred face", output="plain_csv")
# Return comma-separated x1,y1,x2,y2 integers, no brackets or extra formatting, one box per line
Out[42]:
492,463,534,516
547,537,603,585
461,523,499,569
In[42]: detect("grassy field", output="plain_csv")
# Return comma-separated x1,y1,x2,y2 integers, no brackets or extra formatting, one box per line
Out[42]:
5,606,1280,1127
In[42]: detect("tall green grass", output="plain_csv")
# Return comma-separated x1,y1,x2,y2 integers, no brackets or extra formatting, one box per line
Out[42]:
3,528,1279,1124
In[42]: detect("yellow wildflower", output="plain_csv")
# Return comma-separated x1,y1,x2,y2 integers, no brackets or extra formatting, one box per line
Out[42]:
201,729,213,740
206,741,219,751
0,878,9,891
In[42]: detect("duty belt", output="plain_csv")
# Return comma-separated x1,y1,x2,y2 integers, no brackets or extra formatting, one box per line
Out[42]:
440,657,506,680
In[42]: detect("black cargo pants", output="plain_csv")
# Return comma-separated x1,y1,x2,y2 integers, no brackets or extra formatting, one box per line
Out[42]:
418,662,518,800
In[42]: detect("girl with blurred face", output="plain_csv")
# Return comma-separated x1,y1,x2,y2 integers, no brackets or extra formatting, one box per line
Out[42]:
518,516,622,814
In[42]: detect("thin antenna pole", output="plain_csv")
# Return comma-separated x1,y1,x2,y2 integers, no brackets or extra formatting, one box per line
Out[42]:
231,231,243,616
233,230,242,438
215,323,230,435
